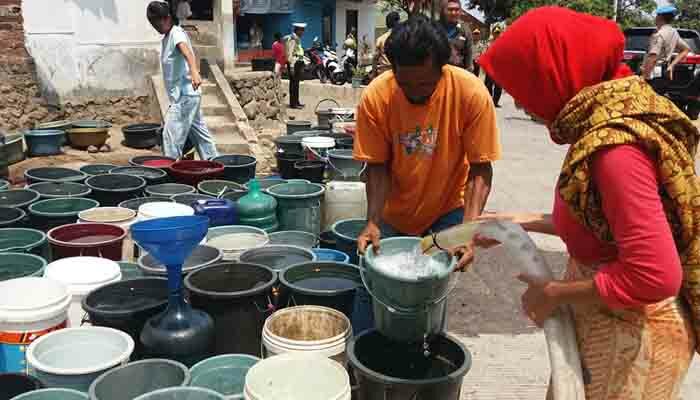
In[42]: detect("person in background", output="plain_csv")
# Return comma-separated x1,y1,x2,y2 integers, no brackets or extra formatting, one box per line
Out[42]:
373,11,400,78
147,1,218,161
478,7,698,399
285,22,306,109
484,26,503,107
441,0,473,72
354,16,500,270
175,0,191,24
471,28,486,76
642,5,691,82
272,32,286,79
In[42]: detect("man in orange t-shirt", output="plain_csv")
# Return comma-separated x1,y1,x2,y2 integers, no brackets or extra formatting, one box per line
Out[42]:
354,16,500,269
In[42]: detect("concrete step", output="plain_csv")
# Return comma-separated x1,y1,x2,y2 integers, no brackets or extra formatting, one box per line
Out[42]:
201,104,230,117
200,82,218,96
211,129,250,154
204,115,235,128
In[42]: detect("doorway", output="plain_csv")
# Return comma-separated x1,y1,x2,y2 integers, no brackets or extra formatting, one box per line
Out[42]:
345,9,358,39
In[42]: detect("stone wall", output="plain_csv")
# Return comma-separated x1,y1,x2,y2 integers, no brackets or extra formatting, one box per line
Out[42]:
229,72,285,129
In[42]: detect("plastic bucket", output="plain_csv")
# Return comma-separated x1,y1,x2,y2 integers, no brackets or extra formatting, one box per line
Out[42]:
331,219,365,265
134,388,224,400
185,263,277,356
244,354,350,400
273,136,304,156
198,180,246,198
87,358,190,400
47,223,127,261
11,388,88,400
286,120,312,135
320,133,353,150
206,226,269,261
145,183,195,198
327,149,365,181
0,277,70,373
267,182,325,235
347,330,472,400
172,193,215,206
28,198,100,232
280,262,360,319
137,245,222,276
77,208,137,260
319,231,337,250
274,153,304,180
24,130,65,157
137,202,194,220
44,257,122,326
239,245,315,271
312,249,350,263
267,230,318,249
189,354,259,400
26,327,134,391
28,182,92,200
0,207,26,228
110,167,168,186
85,175,146,207
211,155,257,184
294,160,325,184
82,278,168,359
118,197,173,211
261,306,351,365
292,130,325,139
301,136,335,161
0,179,8,191
117,262,144,280
0,373,44,398
129,155,176,169
24,168,86,185
79,164,117,177
0,253,46,282
0,228,49,260
0,189,40,209
169,161,225,186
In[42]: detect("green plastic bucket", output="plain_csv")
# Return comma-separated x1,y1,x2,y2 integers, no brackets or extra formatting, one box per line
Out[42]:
0,228,50,260
362,237,456,343
0,252,47,281
11,388,88,400
266,182,325,235
118,261,145,280
0,189,40,208
28,197,99,231
189,354,259,399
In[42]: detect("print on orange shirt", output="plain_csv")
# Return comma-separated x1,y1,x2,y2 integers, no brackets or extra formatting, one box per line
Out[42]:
399,125,437,156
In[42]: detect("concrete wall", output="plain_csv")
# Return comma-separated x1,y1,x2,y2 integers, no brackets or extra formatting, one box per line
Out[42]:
335,0,375,56
22,0,160,103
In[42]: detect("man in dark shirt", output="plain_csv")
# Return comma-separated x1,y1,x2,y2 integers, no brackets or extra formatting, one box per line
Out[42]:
441,0,473,72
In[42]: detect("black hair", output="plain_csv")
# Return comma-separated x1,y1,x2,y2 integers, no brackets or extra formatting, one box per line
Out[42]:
386,11,400,30
659,13,675,24
386,15,450,70
274,32,282,41
147,1,171,19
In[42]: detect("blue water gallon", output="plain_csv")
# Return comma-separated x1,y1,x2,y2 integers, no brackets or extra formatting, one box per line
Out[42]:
192,199,238,227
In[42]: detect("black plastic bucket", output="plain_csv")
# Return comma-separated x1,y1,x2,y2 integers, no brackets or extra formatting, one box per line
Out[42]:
280,261,361,318
88,359,190,400
145,183,196,198
184,262,277,357
319,231,337,250
110,166,169,185
294,160,325,184
0,189,40,209
331,218,366,265
172,193,215,206
82,278,169,359
28,182,92,199
0,373,44,399
348,330,472,400
275,154,305,180
211,155,257,184
86,174,147,207
0,207,26,228
118,197,174,211
80,164,117,177
24,167,86,184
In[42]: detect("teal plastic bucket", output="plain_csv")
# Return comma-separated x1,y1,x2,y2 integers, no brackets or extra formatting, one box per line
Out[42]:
266,182,325,235
0,228,50,260
117,261,145,280
134,387,225,400
189,354,259,399
330,218,366,265
11,388,88,400
0,179,9,190
267,230,318,249
362,237,456,343
327,149,365,181
0,252,46,281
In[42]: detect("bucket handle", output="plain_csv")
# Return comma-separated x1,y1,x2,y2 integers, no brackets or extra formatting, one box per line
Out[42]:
80,247,104,258
81,312,91,326
327,158,366,179
253,295,276,314
302,143,329,162
314,98,340,114
217,186,229,199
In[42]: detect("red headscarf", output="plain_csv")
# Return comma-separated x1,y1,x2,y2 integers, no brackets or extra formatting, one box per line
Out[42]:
479,7,632,125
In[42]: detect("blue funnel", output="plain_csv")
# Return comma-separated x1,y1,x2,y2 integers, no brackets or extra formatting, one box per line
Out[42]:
131,216,209,267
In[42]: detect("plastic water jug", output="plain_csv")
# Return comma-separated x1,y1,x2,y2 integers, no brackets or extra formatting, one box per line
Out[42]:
322,181,367,232
192,199,238,227
236,180,279,233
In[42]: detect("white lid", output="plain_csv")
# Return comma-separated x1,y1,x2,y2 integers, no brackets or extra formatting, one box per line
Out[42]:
0,277,72,323
138,202,194,219
44,257,122,296
302,136,336,149
245,353,350,400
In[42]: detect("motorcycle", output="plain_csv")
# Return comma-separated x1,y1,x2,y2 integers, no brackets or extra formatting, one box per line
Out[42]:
331,46,357,85
647,60,700,120
323,46,341,85
304,37,328,83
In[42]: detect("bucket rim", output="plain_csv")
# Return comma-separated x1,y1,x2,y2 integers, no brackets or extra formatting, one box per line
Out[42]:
11,388,88,399
0,189,41,208
0,206,26,225
137,244,222,274
24,168,87,183
364,236,455,283
26,326,135,376
280,261,360,297
85,174,148,192
267,230,318,247
263,305,352,347
184,262,277,299
0,251,47,270
301,136,335,148
239,244,316,267
0,227,47,251
47,223,127,247
43,256,123,294
28,197,99,217
24,129,65,136
110,166,168,179
266,182,326,199
28,182,92,198
81,277,168,318
189,353,261,374
133,387,225,400
346,329,472,386
77,206,137,223
330,218,366,242
88,358,191,398
145,183,196,196
311,248,351,263
327,149,355,159
212,154,258,168
119,197,174,210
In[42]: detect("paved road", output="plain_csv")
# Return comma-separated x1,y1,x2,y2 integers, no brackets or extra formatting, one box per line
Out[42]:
447,94,700,399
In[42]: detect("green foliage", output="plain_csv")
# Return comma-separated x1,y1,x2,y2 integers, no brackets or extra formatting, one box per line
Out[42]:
673,0,700,32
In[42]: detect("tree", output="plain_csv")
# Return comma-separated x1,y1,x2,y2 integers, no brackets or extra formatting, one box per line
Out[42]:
379,0,432,17
673,0,700,32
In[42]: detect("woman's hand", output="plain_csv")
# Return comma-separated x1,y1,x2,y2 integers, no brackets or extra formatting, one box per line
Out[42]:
357,221,381,255
517,274,560,328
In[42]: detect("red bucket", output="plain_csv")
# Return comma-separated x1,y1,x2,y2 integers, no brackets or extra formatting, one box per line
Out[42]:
47,223,127,261
169,160,225,186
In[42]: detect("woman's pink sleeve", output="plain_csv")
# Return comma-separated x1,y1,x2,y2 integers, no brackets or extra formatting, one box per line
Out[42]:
591,145,682,309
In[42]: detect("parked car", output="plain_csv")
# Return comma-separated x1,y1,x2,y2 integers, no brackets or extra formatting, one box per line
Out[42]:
623,27,700,120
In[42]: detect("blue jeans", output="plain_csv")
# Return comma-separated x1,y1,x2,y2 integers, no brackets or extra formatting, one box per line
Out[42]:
163,95,219,160
379,207,465,237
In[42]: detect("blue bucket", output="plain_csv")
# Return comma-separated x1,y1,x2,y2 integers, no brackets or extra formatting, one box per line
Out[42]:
312,248,350,263
24,130,65,157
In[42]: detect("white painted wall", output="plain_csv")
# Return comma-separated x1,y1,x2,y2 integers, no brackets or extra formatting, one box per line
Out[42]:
23,0,161,102
335,0,377,58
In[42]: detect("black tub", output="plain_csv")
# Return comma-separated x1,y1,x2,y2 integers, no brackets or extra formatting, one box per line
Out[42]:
80,164,118,177
211,155,257,184
28,182,92,199
0,373,44,398
0,189,40,209
122,123,161,149
110,166,168,185
86,174,147,207
0,207,26,228
118,196,174,211
24,167,86,184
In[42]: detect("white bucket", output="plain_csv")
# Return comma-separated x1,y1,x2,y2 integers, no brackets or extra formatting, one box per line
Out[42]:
206,225,269,261
77,207,138,261
301,136,335,161
26,326,134,392
137,202,194,221
43,257,122,327
0,277,71,373
244,353,350,400
261,305,351,366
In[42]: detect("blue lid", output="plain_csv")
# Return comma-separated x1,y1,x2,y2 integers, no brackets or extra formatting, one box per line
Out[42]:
656,5,678,15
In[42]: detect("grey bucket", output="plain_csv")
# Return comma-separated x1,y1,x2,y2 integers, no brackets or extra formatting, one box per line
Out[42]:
80,164,117,177
330,218,366,265
28,182,92,199
0,189,40,208
172,193,216,206
266,182,325,235
24,167,86,184
327,149,365,181
11,388,88,400
0,206,26,228
0,252,46,281
0,228,50,259
118,197,174,211
273,135,304,155
88,358,191,400
189,354,260,399
137,245,223,276
134,387,225,400
286,120,312,135
267,230,318,249
145,183,196,198
239,245,316,271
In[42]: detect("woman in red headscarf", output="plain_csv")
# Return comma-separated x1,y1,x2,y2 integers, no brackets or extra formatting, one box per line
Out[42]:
477,6,700,399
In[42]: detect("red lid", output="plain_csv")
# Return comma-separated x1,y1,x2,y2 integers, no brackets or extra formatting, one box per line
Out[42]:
143,159,174,168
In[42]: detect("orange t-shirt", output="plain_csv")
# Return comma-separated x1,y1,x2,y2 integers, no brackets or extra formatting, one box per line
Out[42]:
353,65,501,235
